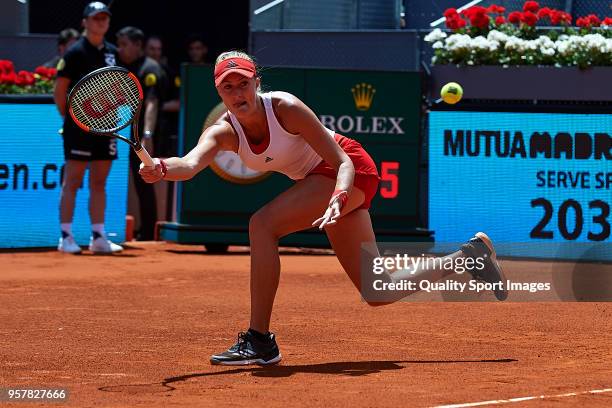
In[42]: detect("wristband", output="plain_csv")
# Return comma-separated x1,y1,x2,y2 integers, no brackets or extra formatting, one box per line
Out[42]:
159,159,168,179
330,189,348,209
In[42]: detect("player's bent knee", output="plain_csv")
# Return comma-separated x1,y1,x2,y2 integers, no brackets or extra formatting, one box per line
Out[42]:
249,211,276,238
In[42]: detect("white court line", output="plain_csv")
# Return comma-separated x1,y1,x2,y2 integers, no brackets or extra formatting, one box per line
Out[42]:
254,0,285,15
429,0,484,27
432,388,612,408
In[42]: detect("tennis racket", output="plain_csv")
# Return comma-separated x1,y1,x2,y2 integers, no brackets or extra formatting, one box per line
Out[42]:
67,66,154,167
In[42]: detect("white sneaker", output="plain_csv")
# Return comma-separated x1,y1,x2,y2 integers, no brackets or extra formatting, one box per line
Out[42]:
58,235,82,254
89,233,123,254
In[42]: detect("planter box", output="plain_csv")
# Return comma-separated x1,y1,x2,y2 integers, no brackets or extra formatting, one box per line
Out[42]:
430,65,612,102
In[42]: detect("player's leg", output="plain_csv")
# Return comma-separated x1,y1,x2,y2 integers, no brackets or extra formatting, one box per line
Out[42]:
211,174,365,365
248,174,365,333
58,159,88,253
324,209,459,305
88,160,122,253
325,211,507,303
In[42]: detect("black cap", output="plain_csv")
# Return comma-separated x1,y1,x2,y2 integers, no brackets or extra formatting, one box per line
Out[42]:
83,2,111,18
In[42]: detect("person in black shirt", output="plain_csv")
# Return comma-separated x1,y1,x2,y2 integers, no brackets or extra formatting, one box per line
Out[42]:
42,28,80,69
117,26,165,240
186,34,209,64
145,35,180,157
53,1,123,254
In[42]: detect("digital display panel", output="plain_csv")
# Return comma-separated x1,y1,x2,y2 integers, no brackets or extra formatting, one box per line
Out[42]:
429,111,611,261
0,103,129,248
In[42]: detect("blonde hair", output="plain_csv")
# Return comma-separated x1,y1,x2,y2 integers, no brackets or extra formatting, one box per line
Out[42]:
215,50,255,66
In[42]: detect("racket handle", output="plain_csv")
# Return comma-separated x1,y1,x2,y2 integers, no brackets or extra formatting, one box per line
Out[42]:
135,146,155,168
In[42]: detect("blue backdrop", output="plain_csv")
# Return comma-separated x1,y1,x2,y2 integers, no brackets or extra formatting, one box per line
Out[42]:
0,103,129,248
429,111,611,261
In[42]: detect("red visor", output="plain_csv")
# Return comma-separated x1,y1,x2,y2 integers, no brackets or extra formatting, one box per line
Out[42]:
214,58,256,86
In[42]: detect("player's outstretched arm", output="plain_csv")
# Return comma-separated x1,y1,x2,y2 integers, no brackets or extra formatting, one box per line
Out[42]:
139,121,236,183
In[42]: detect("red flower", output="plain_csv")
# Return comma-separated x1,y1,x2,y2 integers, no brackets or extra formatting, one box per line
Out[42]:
549,10,572,25
0,72,17,84
445,15,467,30
508,11,522,24
0,60,15,74
577,14,601,28
461,5,487,18
459,5,490,28
16,70,35,86
444,8,458,18
471,13,491,29
603,17,612,26
587,14,601,26
35,66,51,78
537,7,552,19
521,11,538,26
523,1,539,13
486,5,505,14
558,11,572,25
495,16,506,25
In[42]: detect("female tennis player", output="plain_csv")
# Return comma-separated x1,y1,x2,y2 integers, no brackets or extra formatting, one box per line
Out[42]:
140,51,506,366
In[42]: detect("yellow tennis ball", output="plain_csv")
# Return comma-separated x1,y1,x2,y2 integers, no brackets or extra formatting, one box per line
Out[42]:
441,82,463,104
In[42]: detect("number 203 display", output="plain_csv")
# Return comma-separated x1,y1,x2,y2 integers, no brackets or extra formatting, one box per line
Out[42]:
429,111,611,261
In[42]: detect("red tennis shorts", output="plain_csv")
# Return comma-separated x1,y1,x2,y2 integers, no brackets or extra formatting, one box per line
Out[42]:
307,133,380,210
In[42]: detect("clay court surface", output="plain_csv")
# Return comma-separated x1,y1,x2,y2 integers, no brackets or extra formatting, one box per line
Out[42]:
1,242,611,407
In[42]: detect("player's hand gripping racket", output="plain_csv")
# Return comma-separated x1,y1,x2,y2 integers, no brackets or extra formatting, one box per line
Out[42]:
67,66,154,167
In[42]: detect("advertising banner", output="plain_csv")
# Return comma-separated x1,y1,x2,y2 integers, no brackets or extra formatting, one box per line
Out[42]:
0,102,129,248
429,111,611,261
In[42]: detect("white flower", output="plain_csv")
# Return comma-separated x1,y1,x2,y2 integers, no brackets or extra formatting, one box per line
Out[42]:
540,47,555,56
432,41,444,49
445,34,472,51
487,30,509,43
536,35,555,48
505,36,527,52
425,28,447,43
556,40,570,55
472,36,491,50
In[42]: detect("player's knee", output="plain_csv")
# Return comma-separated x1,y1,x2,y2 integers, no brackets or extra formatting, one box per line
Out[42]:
249,209,283,240
249,211,270,235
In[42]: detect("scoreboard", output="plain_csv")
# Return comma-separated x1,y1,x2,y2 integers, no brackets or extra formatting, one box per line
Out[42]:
160,65,431,249
429,111,611,261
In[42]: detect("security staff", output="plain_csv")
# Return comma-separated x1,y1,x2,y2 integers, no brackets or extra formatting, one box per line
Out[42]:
117,26,166,240
145,35,180,157
42,28,80,69
54,1,123,254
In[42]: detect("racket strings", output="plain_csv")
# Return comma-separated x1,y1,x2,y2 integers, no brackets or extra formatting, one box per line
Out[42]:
71,70,141,132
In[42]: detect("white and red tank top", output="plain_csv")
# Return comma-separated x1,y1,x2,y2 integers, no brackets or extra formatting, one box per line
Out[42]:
227,92,336,180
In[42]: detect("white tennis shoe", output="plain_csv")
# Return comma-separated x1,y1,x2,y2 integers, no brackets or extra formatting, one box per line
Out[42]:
58,235,82,254
89,233,123,254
